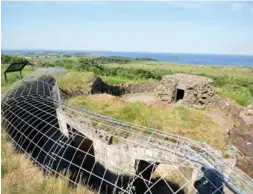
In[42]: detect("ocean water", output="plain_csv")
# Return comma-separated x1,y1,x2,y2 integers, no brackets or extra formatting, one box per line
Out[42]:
3,50,253,66
89,51,253,67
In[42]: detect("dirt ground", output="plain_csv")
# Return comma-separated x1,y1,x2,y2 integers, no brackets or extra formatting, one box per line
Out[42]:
123,93,157,104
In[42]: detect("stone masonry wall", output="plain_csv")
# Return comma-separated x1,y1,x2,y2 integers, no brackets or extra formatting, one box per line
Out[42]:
91,76,158,96
121,83,158,94
155,74,215,109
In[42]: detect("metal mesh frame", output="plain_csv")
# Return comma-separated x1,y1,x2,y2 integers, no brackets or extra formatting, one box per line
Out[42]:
1,73,253,194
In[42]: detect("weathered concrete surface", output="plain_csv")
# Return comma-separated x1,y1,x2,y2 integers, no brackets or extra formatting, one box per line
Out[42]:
155,74,215,109
56,108,196,177
56,107,246,193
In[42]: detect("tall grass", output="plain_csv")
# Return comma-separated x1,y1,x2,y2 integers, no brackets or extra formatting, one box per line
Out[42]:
216,84,252,106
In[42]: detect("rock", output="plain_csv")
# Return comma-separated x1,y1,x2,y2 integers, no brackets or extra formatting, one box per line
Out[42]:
247,103,253,109
244,107,253,116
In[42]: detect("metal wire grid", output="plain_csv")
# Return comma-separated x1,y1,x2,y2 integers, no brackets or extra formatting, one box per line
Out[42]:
1,74,253,194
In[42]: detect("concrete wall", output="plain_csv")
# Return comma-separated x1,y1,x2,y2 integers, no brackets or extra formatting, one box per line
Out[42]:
56,108,193,176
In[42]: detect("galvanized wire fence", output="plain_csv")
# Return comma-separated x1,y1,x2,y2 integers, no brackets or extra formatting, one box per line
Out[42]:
1,72,253,194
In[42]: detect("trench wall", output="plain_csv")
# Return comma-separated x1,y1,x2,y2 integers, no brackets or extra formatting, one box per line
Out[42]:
56,108,192,176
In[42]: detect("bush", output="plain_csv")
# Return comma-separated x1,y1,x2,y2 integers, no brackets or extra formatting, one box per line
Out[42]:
248,84,253,97
74,59,168,81
1,55,28,64
218,84,252,106
94,56,131,64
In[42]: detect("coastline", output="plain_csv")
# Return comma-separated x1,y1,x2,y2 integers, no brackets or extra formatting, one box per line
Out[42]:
2,49,253,67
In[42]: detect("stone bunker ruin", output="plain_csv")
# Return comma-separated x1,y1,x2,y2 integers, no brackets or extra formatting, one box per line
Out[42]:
155,74,215,109
91,76,158,96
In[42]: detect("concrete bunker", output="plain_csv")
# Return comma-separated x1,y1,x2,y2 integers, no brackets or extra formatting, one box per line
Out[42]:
155,74,215,109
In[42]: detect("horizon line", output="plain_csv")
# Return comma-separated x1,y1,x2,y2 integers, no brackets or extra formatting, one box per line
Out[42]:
2,48,253,57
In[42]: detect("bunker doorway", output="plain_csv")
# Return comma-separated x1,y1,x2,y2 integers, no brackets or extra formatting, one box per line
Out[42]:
175,89,185,102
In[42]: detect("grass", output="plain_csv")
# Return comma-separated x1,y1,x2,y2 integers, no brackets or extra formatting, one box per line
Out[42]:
103,61,253,81
58,71,158,91
67,94,228,150
1,133,95,194
1,65,35,94
58,71,95,90
216,84,252,106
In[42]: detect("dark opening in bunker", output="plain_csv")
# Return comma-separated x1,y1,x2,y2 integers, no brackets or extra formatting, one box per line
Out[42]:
175,89,185,102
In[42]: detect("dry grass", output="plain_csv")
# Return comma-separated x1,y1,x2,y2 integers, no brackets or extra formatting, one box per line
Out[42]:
1,132,95,194
67,94,228,150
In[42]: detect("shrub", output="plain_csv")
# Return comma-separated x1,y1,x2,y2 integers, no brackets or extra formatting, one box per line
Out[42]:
1,55,27,64
218,84,252,106
94,56,131,64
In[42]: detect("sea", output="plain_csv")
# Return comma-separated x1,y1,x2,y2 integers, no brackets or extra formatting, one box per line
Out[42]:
2,50,253,67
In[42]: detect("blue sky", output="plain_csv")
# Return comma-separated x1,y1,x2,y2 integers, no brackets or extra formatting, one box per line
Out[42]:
2,1,253,55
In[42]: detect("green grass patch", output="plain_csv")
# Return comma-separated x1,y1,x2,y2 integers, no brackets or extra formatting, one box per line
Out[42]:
67,94,228,149
58,71,158,91
217,85,253,106
58,71,95,90
1,65,35,94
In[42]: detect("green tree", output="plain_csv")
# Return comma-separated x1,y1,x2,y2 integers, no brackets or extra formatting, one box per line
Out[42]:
1,55,12,64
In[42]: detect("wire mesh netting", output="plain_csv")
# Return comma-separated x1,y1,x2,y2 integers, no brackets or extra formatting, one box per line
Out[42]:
1,71,253,194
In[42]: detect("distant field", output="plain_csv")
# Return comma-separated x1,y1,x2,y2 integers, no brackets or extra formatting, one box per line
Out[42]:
2,55,253,105
103,61,253,81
